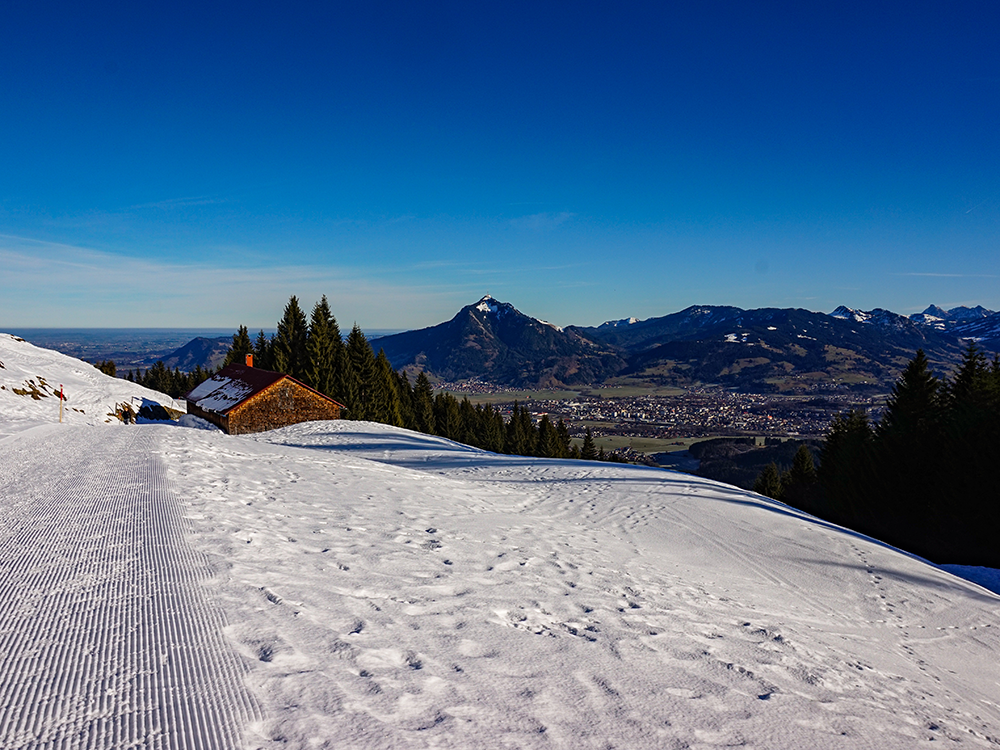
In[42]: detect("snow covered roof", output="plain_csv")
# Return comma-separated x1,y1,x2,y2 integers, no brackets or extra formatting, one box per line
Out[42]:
186,364,291,414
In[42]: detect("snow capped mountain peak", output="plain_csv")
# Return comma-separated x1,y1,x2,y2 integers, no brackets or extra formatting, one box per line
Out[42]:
475,297,499,314
910,304,997,333
830,306,914,330
948,304,993,321
471,296,563,331
597,317,639,329
473,295,518,318
830,305,870,323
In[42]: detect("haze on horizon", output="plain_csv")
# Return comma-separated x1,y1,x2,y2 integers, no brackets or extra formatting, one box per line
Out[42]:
2,2,998,330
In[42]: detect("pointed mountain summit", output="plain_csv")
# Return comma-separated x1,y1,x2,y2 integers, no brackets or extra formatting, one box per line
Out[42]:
597,316,639,330
373,296,624,387
910,304,997,332
829,305,915,331
948,304,993,321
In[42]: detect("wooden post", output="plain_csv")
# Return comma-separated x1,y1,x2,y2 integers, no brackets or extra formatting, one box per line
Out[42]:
59,385,64,423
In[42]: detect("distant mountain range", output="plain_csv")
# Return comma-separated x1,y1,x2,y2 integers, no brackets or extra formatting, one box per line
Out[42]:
906,304,1000,339
143,298,999,393
373,297,999,392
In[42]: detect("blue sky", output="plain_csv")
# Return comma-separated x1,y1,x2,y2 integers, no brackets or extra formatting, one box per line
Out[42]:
2,1,998,330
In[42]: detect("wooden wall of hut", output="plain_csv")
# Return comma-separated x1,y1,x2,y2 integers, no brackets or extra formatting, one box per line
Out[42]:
226,380,341,435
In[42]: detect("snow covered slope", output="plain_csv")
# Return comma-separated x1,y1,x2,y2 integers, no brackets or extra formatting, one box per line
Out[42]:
0,332,179,437
154,421,1000,748
2,338,1000,747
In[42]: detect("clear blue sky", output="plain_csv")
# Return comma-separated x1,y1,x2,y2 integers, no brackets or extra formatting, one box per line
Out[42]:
2,1,998,330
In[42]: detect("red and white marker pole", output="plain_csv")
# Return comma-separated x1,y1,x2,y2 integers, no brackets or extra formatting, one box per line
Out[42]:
59,385,64,423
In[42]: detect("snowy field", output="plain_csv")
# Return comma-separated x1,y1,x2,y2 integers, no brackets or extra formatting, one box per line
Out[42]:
2,333,1000,748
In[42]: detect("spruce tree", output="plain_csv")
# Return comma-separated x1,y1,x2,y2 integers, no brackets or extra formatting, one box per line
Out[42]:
272,296,309,380
877,349,943,441
476,404,504,453
372,350,405,427
224,325,253,367
556,420,572,458
940,342,1000,562
518,405,538,456
412,372,435,434
458,398,478,446
253,330,273,370
781,444,818,511
306,296,344,397
344,324,376,420
536,415,562,458
875,348,944,546
395,372,416,430
753,462,783,500
434,393,463,439
504,402,537,456
580,427,598,460
818,409,875,525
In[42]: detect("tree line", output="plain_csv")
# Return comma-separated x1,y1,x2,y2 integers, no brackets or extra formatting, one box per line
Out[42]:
93,359,215,399
754,343,1000,566
224,296,626,462
121,361,216,398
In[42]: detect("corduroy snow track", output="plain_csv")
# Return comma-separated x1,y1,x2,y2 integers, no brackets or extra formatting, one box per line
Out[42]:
0,426,261,749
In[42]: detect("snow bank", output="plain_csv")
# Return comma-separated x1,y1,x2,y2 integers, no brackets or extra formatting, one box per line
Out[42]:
0,332,178,438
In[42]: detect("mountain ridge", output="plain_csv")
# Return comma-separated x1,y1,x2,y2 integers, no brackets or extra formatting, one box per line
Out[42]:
373,298,989,392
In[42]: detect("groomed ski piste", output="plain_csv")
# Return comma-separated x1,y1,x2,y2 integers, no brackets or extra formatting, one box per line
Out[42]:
2,332,1000,748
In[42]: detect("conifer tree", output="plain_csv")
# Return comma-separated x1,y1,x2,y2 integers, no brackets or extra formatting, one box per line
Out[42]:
940,342,1000,560
395,372,416,430
412,372,435,434
372,349,405,427
947,341,990,413
818,409,874,524
875,348,945,541
344,324,376,420
877,349,943,442
556,420,572,457
458,397,478,445
434,393,463,439
253,330,273,370
476,404,505,453
306,296,344,397
753,462,783,500
224,325,253,367
536,414,563,458
272,296,309,380
780,444,818,511
580,427,598,460
504,402,535,456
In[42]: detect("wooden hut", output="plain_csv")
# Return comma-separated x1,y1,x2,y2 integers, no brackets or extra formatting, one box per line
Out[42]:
185,362,344,435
